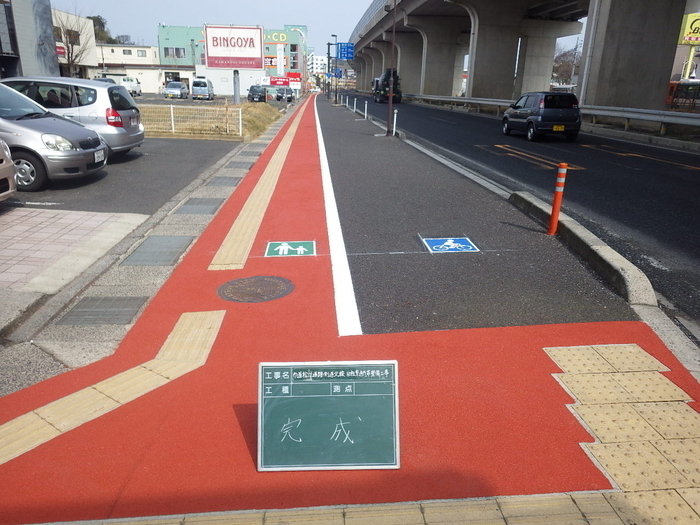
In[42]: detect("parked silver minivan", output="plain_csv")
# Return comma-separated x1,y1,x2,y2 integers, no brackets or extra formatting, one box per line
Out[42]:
0,77,145,156
191,77,214,100
0,83,108,191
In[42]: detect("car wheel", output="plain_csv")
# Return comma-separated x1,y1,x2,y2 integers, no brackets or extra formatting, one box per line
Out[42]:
526,124,540,142
502,119,511,135
565,132,578,142
13,151,47,192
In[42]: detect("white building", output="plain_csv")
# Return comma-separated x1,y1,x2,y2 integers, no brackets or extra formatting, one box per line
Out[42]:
52,9,97,77
308,53,328,76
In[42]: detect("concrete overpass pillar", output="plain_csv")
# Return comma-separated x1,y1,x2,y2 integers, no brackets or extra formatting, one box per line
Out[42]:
363,47,384,85
515,20,583,95
404,15,470,95
392,31,423,94
352,54,370,91
578,0,687,109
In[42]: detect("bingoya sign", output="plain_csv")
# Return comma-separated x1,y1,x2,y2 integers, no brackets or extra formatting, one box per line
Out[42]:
205,25,263,69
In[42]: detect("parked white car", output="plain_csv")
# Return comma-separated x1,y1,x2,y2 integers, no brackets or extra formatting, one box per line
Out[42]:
120,77,142,96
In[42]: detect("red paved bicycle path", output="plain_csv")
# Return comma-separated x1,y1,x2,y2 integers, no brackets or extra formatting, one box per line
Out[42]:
1,96,698,524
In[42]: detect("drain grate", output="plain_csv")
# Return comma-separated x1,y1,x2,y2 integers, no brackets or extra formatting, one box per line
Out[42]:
217,276,294,303
226,161,253,170
237,151,259,157
175,198,225,215
207,177,242,187
58,296,148,325
121,236,194,266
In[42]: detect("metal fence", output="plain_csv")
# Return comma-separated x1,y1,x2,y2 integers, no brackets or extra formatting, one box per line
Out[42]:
139,104,243,136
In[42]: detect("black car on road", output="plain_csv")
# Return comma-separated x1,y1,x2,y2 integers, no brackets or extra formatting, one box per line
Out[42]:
502,92,581,142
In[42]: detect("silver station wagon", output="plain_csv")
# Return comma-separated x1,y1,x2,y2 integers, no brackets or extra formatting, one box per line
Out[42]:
1,76,145,156
0,83,107,191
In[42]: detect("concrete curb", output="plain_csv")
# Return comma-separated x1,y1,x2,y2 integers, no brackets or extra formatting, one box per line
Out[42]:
508,191,658,307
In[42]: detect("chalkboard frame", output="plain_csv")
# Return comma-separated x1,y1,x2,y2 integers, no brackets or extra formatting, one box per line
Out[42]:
258,360,400,471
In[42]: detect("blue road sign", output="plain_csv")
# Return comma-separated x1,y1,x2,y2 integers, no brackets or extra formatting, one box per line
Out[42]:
423,237,479,253
338,43,355,60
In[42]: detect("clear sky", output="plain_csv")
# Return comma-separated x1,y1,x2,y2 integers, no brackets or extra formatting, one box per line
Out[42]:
51,0,373,55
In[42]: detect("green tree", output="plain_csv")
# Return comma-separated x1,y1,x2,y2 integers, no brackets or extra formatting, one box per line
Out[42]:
87,15,117,44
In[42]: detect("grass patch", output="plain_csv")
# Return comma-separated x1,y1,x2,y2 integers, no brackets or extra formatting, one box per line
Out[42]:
242,102,282,140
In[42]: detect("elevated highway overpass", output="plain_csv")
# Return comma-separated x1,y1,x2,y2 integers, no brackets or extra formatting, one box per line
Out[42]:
349,0,696,109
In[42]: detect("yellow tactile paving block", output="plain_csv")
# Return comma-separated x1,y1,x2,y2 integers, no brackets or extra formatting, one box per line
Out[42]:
143,359,198,380
593,344,669,372
678,487,700,515
0,310,225,467
35,387,120,432
344,504,425,525
94,366,170,404
557,373,636,404
652,438,700,486
0,412,61,464
606,490,700,524
610,372,692,403
156,310,227,364
586,441,694,491
545,346,617,373
573,403,664,443
209,106,305,271
265,508,344,524
422,499,504,524
633,402,700,439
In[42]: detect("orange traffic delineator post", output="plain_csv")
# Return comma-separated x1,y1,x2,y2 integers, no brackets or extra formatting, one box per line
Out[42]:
547,163,568,235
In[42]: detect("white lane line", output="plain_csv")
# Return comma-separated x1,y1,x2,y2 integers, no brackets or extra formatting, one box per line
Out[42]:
314,98,363,337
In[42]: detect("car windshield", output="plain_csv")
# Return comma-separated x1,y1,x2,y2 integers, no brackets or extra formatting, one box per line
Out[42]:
167,82,183,89
0,84,47,119
250,86,264,93
193,81,207,88
107,86,137,110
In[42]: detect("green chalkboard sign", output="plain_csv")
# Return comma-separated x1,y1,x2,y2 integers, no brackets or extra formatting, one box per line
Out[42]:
258,361,399,471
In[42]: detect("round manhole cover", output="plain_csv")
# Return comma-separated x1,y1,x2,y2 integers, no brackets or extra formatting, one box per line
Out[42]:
217,276,294,303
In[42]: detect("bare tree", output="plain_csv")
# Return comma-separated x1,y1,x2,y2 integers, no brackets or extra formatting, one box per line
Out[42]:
552,45,579,85
52,9,95,77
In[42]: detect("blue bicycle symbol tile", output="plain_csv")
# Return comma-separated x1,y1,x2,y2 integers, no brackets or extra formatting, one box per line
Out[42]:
423,237,479,253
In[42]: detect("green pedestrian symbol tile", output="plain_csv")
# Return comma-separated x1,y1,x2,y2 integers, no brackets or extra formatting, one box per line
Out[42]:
266,241,316,257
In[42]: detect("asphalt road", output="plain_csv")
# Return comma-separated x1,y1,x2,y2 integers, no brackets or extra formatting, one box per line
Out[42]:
350,93,700,330
10,137,236,214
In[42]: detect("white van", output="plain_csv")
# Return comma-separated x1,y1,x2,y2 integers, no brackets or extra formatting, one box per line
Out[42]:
120,77,142,96
192,77,215,100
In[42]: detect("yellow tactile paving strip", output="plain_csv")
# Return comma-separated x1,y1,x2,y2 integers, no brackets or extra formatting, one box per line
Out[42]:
547,343,700,523
0,310,225,466
208,101,307,271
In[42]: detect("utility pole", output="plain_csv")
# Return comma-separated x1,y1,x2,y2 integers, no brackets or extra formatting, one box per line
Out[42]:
386,0,397,136
332,34,338,104
326,42,331,99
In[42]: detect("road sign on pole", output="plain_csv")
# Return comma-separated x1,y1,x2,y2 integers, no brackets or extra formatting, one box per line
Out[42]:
338,43,355,61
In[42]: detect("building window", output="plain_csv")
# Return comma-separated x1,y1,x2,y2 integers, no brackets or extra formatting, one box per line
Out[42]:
164,47,186,58
66,29,80,46
123,49,132,55
53,26,62,43
137,50,146,57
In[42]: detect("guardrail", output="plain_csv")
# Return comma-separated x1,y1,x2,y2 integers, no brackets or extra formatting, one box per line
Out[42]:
139,104,243,136
397,94,700,137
